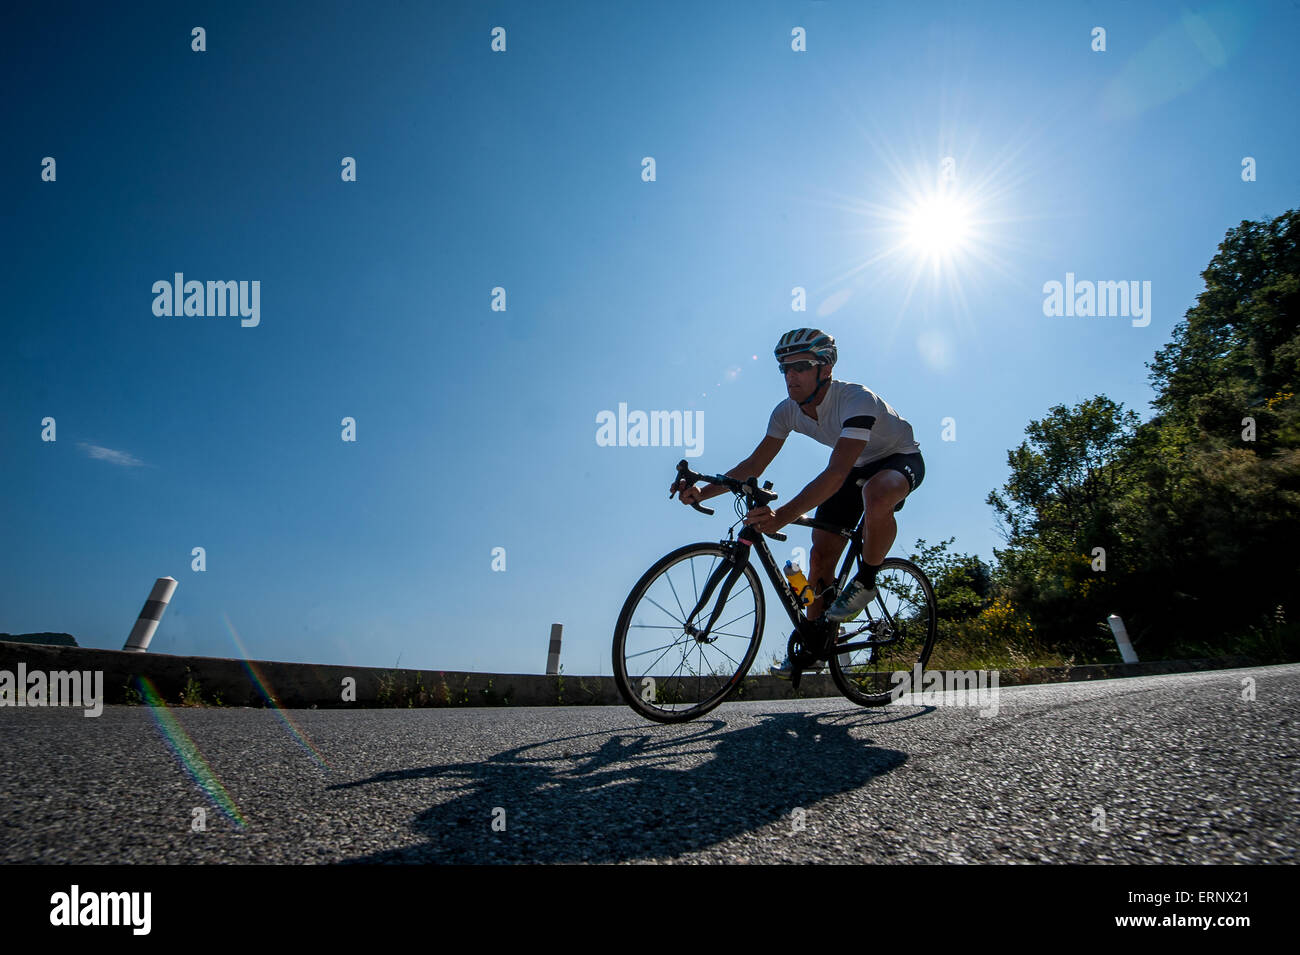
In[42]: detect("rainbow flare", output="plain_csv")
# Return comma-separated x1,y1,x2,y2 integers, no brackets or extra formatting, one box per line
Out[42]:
221,612,332,771
136,676,246,828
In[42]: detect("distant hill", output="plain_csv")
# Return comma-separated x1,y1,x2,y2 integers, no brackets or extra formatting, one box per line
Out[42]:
0,632,79,647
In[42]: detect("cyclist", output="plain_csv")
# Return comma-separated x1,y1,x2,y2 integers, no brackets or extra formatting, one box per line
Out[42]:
671,328,924,675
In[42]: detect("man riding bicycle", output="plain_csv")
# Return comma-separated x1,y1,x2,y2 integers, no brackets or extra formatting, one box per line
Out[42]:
671,328,924,675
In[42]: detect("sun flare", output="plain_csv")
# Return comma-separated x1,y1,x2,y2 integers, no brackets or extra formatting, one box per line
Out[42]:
799,140,1023,355
904,193,974,261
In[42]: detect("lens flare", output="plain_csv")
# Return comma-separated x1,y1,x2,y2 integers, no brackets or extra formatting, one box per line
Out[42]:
137,676,247,827
222,612,332,771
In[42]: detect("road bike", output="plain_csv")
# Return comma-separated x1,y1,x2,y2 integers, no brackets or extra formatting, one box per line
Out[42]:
612,460,938,723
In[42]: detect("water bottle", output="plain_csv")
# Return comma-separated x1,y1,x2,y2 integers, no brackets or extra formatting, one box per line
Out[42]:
783,560,814,608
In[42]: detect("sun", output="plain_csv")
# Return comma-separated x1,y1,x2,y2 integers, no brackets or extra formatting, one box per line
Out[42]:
792,130,1034,372
904,192,974,262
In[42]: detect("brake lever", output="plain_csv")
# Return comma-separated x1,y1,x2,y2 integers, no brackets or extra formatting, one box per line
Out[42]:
670,465,714,515
736,475,783,538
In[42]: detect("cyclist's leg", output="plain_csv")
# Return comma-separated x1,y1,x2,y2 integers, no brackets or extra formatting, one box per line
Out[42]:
807,465,871,617
806,526,848,620
859,452,925,565
860,470,910,565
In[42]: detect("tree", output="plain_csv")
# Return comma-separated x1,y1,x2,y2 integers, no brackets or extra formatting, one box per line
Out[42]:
1132,209,1300,649
985,396,1143,655
1146,208,1300,466
985,211,1300,660
909,537,992,622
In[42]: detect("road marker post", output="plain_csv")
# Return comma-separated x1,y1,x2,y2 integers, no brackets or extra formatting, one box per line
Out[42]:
1107,614,1139,664
546,623,562,675
123,577,178,652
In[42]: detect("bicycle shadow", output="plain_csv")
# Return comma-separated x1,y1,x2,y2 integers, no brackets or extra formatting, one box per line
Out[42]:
333,707,928,863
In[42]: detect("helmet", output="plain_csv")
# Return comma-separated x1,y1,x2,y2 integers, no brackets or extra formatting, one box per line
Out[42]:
774,328,837,367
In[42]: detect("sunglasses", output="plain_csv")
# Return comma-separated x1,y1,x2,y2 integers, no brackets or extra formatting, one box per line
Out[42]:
777,360,820,375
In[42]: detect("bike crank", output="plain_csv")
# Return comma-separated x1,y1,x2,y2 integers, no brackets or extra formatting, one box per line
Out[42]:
786,618,839,689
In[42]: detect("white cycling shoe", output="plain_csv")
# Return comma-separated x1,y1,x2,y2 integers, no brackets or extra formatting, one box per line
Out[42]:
769,653,826,679
824,579,877,623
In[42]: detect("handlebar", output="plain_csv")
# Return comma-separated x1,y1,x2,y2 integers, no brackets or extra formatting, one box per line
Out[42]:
669,459,788,542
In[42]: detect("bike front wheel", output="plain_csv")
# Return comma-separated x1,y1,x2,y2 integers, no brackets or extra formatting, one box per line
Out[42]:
828,557,937,706
613,542,766,723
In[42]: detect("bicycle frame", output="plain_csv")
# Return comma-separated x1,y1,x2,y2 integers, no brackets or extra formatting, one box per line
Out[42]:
685,515,903,659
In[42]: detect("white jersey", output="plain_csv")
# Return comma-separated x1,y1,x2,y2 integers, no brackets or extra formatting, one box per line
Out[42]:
766,379,920,467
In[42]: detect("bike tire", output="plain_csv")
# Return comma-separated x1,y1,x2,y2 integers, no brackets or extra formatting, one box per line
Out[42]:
613,541,766,723
828,556,937,707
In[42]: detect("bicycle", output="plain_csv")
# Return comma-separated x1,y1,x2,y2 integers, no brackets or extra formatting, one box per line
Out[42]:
611,459,938,723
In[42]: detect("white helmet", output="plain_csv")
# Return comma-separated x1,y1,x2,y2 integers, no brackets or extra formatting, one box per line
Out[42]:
774,328,837,367
775,328,837,406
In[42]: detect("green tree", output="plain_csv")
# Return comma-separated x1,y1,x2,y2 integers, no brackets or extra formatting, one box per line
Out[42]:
1131,209,1300,651
909,537,992,622
986,396,1142,657
1148,209,1300,447
986,210,1299,661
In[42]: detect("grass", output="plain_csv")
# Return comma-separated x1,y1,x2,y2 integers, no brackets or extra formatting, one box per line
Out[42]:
927,641,1075,672
372,669,515,707
574,674,605,704
177,668,225,706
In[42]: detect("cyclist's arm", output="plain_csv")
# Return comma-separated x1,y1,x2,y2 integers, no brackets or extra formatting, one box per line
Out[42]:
693,435,785,502
773,437,867,521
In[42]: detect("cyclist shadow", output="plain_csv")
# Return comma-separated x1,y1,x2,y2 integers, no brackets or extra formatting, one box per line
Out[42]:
333,707,925,863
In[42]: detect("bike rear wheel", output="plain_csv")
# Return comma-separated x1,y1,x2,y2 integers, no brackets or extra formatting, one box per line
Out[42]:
613,542,765,723
828,557,937,706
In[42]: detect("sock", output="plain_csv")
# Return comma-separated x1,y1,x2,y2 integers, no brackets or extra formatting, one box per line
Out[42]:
854,562,882,589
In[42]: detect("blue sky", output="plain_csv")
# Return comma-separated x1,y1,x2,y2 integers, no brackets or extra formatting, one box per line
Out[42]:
3,0,1297,675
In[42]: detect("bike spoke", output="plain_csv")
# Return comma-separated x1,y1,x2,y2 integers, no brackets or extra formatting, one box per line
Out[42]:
663,570,689,623
704,640,746,672
664,644,693,688
633,636,691,677
714,607,756,631
707,629,758,641
624,639,689,660
696,644,704,706
642,593,685,625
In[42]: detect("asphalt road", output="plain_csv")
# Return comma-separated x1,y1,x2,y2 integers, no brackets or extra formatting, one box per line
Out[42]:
1,664,1295,864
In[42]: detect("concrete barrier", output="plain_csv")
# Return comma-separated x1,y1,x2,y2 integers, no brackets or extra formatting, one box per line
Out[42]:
0,640,1262,709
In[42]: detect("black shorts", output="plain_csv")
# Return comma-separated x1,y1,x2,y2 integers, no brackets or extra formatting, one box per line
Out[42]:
813,451,925,531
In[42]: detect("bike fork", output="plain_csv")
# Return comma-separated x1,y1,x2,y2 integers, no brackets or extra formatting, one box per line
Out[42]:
683,545,750,641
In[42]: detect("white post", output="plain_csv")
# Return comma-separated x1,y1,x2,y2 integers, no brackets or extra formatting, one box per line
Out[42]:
1107,614,1139,664
546,623,562,675
123,577,178,652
